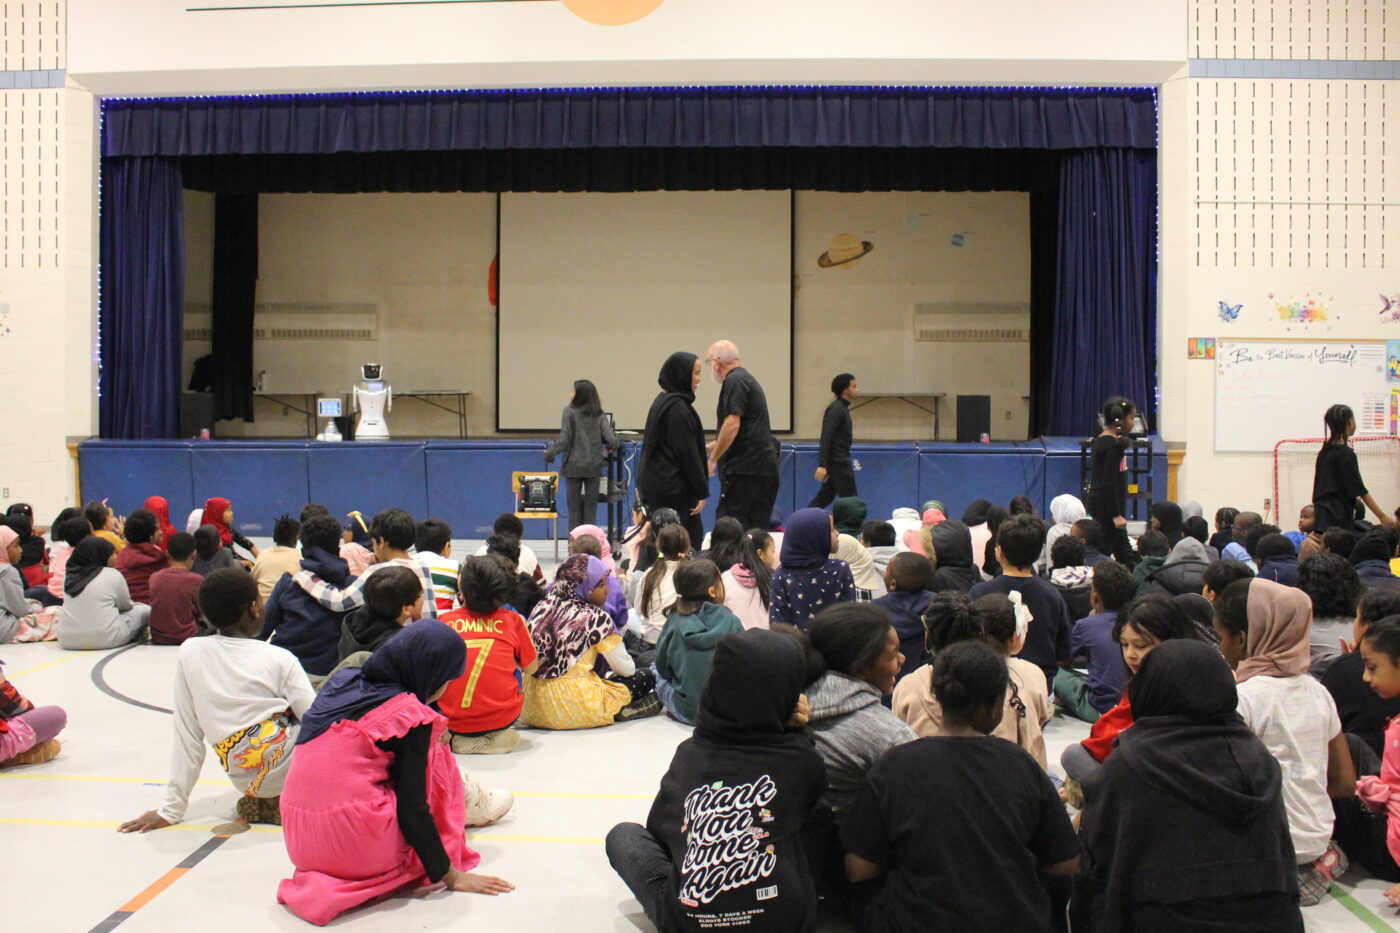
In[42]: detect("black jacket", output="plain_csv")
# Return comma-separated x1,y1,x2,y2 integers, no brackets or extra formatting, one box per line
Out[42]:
817,398,853,469
638,354,710,508
928,520,981,594
337,605,402,662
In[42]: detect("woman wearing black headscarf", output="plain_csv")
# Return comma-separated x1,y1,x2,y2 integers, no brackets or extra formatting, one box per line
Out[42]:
1077,640,1302,932
637,352,709,547
606,629,825,932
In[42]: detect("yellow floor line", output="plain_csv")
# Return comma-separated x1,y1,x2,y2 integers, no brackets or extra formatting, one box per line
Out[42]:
0,773,653,798
9,652,90,678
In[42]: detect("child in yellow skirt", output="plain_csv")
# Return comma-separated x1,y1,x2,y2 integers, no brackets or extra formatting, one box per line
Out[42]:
522,555,658,728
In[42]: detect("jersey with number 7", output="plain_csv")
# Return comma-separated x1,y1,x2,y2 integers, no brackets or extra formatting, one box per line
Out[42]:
436,607,538,734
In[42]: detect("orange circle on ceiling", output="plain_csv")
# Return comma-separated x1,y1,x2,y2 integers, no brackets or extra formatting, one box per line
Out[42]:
560,0,665,26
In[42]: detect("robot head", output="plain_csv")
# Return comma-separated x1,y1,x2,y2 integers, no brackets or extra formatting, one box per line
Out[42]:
361,363,382,380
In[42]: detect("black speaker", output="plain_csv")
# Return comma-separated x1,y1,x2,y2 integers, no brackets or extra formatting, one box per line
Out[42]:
955,395,991,443
179,392,215,439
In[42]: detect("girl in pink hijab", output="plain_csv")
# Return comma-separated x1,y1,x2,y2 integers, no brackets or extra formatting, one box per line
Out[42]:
0,527,58,642
1212,577,1355,905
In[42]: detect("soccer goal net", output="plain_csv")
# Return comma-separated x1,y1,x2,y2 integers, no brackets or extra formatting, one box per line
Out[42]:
1274,437,1400,529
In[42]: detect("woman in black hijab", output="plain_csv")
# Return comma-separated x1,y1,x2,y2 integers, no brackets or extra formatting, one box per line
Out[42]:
1077,640,1302,932
637,352,709,547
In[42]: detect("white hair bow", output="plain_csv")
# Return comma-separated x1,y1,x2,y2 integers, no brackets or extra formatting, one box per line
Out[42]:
1008,590,1034,639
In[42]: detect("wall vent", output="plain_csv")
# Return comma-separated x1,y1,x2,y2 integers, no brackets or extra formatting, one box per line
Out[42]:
182,302,378,341
915,327,1025,342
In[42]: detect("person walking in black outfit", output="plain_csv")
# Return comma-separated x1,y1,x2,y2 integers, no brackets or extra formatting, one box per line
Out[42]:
809,373,858,508
637,352,709,548
706,340,779,534
1086,396,1138,566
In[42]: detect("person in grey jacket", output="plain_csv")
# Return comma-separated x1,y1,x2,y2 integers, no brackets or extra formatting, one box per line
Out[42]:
544,379,619,533
57,537,150,650
798,603,916,818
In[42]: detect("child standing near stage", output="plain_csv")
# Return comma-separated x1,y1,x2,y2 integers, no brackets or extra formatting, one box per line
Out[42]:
119,569,315,832
147,533,205,645
251,515,302,601
439,556,537,754
653,559,743,725
416,519,460,613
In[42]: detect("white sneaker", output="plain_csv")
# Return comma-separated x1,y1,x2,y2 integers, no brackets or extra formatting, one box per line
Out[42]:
463,778,514,827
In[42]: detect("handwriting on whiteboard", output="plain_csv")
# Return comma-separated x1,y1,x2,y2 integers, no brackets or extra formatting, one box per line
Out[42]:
1225,345,1362,367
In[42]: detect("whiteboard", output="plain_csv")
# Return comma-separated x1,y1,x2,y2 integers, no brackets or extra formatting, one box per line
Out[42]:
1214,340,1391,452
497,191,792,432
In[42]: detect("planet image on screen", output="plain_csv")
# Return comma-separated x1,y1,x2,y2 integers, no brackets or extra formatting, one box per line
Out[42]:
561,0,665,25
817,233,874,270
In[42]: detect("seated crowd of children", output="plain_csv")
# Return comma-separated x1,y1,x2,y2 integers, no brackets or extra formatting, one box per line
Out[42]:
6,478,1400,929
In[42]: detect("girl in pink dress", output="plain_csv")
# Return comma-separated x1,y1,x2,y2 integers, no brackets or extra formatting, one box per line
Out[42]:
277,621,514,926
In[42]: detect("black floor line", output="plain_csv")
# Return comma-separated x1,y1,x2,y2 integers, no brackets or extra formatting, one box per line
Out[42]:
90,644,173,715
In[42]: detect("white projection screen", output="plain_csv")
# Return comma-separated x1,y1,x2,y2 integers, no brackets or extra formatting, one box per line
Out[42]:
497,191,793,432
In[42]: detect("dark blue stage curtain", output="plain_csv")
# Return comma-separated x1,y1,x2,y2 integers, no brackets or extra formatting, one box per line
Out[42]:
98,87,1156,439
99,156,185,440
1047,148,1157,436
102,87,1156,157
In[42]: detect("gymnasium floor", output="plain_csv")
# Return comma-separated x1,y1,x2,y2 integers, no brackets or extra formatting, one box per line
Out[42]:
2,543,1393,932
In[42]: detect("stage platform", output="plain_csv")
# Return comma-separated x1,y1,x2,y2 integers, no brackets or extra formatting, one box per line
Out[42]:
77,438,1166,539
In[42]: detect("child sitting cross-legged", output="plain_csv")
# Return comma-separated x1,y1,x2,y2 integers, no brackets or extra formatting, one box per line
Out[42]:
250,515,302,602
637,524,691,647
58,538,150,650
1053,560,1136,724
263,515,356,678
439,556,538,755
843,640,1081,933
485,533,544,618
874,551,936,681
0,660,67,766
653,559,743,726
114,509,167,603
0,525,58,643
1045,534,1093,621
606,628,825,933
522,555,658,729
147,532,206,645
416,518,460,614
334,565,424,671
119,569,315,833
276,622,515,926
192,525,236,577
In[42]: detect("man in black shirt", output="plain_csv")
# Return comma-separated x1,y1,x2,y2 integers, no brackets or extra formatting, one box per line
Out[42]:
706,340,780,533
809,373,858,508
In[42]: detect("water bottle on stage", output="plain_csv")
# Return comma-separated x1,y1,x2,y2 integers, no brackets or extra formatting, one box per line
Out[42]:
352,363,392,440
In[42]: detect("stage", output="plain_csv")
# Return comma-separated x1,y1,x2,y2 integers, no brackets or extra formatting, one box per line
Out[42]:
77,437,1166,539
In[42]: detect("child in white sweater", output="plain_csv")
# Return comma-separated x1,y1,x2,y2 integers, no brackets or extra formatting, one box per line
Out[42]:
119,569,315,831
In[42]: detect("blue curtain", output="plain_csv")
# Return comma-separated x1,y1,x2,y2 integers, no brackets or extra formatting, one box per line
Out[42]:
1047,148,1157,436
99,157,185,440
103,87,1156,157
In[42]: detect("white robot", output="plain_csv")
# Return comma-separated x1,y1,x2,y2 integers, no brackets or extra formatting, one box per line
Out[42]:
352,362,392,440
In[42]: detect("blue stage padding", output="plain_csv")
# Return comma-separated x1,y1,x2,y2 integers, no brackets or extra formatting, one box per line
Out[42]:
191,442,310,537
425,442,555,538
916,442,1048,523
788,444,921,526
76,438,1169,542
78,441,196,523
308,443,428,531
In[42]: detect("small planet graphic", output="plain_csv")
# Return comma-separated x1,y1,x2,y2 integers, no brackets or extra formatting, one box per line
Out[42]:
817,233,874,269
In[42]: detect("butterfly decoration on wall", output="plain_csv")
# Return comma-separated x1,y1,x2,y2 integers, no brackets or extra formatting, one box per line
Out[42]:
1218,300,1242,324
1381,294,1400,325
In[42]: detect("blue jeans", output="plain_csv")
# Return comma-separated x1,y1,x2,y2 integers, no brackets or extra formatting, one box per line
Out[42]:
652,666,694,726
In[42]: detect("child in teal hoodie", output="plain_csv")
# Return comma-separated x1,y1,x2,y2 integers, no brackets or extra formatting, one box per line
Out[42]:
654,559,744,725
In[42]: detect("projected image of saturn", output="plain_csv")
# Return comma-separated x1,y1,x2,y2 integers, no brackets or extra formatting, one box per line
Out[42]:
817,233,874,270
